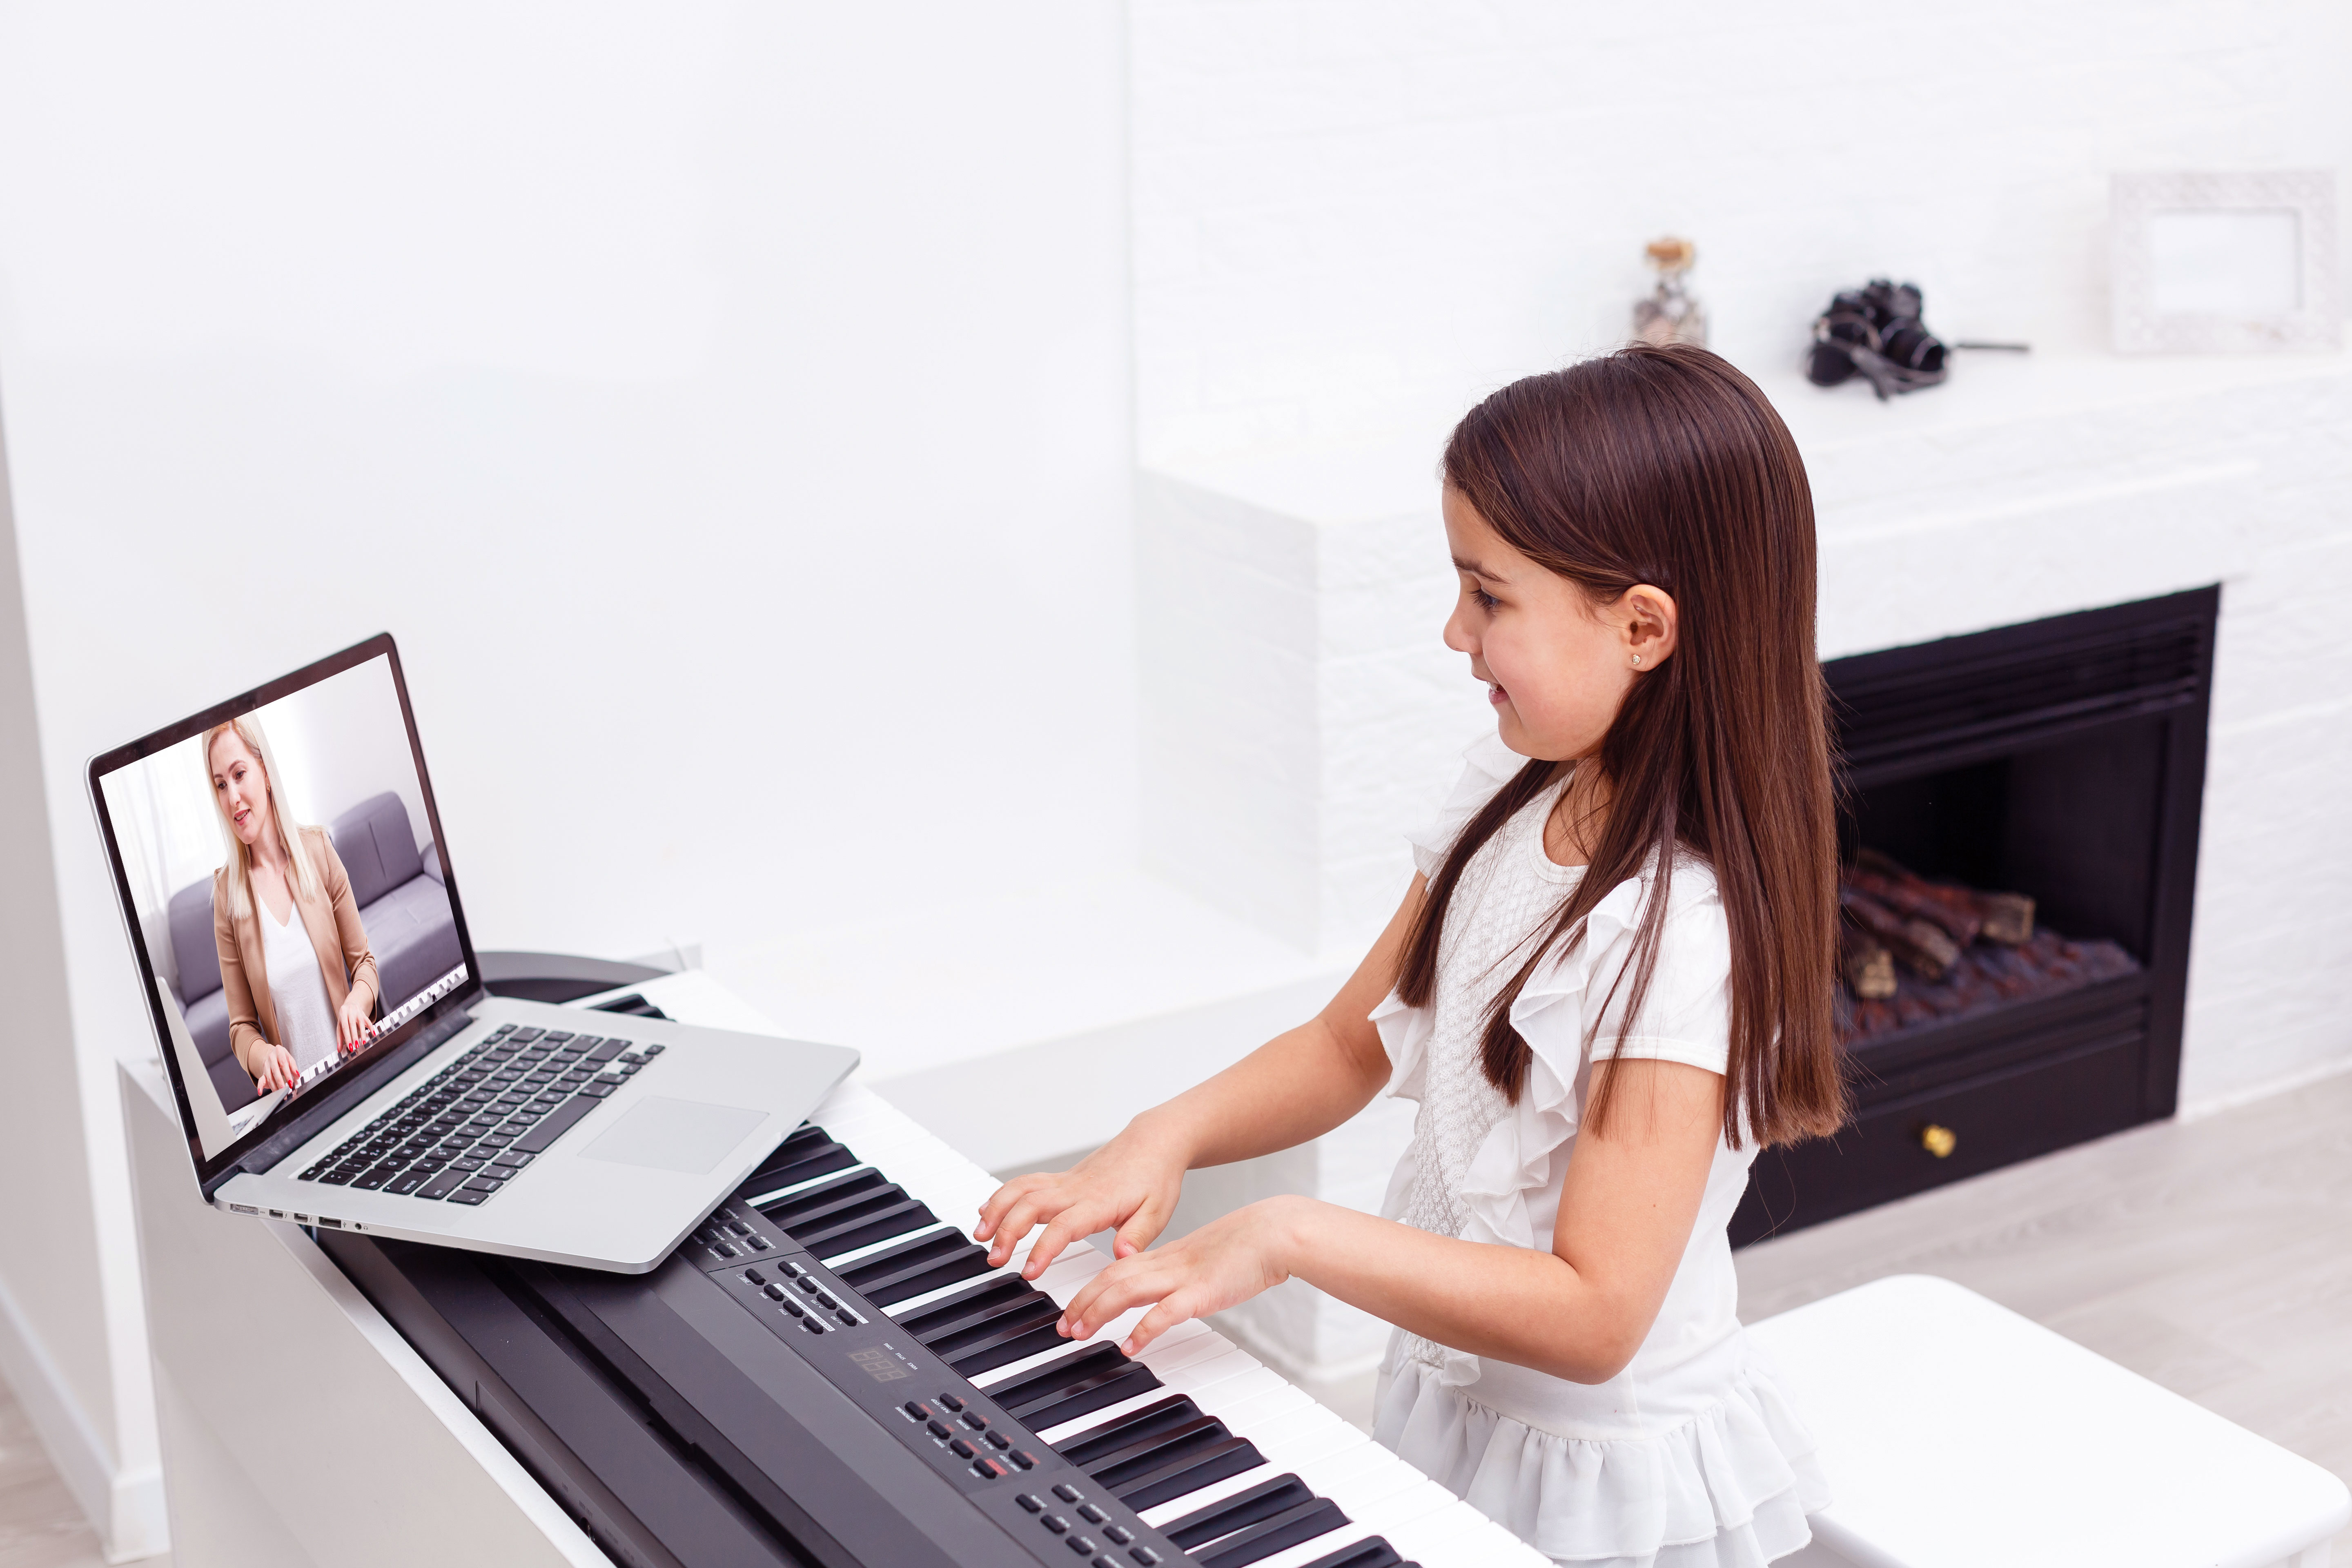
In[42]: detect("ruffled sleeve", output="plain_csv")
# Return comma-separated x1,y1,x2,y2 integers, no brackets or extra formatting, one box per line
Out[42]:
1370,732,1529,1104
1457,859,1728,1260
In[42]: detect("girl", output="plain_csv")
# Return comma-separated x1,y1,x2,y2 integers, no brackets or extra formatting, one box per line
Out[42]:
976,344,1843,1566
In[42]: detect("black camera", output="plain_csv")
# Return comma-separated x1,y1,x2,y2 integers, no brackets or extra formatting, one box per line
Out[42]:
1808,278,1947,398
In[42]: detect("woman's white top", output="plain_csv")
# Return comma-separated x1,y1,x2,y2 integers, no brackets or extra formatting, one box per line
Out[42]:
1370,734,1831,1568
258,892,339,1076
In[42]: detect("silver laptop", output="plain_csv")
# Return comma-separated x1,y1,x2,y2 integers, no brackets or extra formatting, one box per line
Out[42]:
88,634,858,1272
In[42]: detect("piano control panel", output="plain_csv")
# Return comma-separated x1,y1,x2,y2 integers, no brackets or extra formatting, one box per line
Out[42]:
696,1202,1187,1567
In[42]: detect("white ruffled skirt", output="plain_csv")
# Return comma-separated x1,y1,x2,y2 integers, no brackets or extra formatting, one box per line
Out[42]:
1374,1343,1831,1567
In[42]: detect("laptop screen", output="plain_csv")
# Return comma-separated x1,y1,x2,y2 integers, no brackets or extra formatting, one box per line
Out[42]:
90,636,479,1175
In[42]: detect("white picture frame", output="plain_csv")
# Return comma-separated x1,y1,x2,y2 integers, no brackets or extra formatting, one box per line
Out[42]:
2111,170,2340,353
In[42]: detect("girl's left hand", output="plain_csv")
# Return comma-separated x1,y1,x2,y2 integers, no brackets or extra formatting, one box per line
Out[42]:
1057,1196,1304,1358
336,993,374,1052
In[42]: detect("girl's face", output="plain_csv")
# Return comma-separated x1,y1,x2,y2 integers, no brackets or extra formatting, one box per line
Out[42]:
209,729,274,849
1441,486,1677,763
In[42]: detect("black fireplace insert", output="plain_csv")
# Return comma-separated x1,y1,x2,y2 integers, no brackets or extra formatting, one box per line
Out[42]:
1731,586,2218,1245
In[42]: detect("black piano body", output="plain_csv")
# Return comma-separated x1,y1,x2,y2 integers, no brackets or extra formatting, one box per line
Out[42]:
321,1125,1424,1568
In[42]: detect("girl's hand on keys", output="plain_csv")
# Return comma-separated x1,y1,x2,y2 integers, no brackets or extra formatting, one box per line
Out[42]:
1055,1196,1302,1356
974,1122,1189,1278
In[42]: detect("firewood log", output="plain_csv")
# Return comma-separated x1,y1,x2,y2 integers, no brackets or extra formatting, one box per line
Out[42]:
1840,923,1897,1000
1841,888,1959,980
1846,865,1982,947
1854,847,2034,945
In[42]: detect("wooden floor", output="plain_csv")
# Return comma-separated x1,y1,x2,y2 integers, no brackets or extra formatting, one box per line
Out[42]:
0,1384,134,1568
1737,1065,2352,1559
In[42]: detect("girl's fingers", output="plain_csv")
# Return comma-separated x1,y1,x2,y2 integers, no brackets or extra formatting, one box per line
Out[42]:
1061,1256,1170,1339
1021,1203,1113,1280
1120,1293,1200,1358
1113,1194,1169,1259
984,1190,1069,1266
974,1173,1053,1241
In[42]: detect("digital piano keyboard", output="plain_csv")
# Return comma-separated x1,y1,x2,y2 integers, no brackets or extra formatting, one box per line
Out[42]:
323,1079,1544,1568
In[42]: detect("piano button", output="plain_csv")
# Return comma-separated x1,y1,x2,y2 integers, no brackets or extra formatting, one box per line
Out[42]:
1067,1538,1096,1556
960,1411,987,1430
834,1309,858,1327
780,1298,806,1317
802,1318,828,1335
1077,1503,1106,1524
1053,1483,1083,1503
938,1394,965,1411
949,1438,976,1459
763,1284,787,1301
1017,1493,1045,1513
1103,1524,1132,1545
1129,1551,1158,1567
797,1277,822,1294
1042,1515,1070,1534
743,1268,765,1285
985,1430,1011,1450
727,1221,753,1238
814,1292,840,1310
782,1261,808,1277
903,1401,932,1420
927,1419,953,1439
747,1235,772,1250
1093,1559,1117,1568
711,1243,739,1258
1010,1450,1038,1470
973,1458,1007,1480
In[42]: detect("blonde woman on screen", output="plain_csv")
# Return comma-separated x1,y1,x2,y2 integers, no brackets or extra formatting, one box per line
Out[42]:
205,715,381,1096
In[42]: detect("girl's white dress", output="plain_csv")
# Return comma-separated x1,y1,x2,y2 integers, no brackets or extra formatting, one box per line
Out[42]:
1370,735,1831,1567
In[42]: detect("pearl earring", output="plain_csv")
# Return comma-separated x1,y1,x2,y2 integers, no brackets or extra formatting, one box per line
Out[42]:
1631,654,1643,667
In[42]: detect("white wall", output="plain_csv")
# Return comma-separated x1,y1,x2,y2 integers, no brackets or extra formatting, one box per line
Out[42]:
0,3,1133,1553
1129,0,2352,468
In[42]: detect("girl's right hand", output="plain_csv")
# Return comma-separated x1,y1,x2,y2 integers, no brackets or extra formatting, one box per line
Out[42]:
252,1045,301,1095
974,1123,1189,1280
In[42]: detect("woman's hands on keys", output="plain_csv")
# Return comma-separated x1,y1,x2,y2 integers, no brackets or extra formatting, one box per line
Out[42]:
1054,1196,1303,1356
250,1043,301,1094
974,1120,1190,1277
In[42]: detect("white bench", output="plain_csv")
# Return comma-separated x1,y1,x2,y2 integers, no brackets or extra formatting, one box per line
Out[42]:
1749,1275,2350,1568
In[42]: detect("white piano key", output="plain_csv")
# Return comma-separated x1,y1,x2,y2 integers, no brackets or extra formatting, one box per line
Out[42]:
1245,1401,1355,1456
1350,1486,1461,1543
1383,1499,1548,1566
1204,1381,1315,1432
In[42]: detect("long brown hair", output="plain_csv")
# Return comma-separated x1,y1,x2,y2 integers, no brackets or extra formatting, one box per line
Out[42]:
1396,344,1846,1149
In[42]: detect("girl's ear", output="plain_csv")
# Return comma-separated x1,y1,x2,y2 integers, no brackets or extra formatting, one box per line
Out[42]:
1622,584,1680,670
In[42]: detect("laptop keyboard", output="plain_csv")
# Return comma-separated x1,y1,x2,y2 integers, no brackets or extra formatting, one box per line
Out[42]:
297,1023,665,1205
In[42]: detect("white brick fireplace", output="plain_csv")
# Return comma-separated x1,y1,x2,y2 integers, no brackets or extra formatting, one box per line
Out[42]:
1136,348,2352,1400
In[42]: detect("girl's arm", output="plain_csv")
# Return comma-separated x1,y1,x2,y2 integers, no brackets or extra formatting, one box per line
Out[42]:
1055,1056,1724,1384
974,878,1426,1278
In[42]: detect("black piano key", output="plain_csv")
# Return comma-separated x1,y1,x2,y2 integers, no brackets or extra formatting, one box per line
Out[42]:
1084,1411,1234,1484
757,1167,888,1225
895,1276,1046,1343
1104,1434,1265,1512
1055,1394,1209,1466
797,1197,938,1258
1163,1474,1317,1551
938,1313,1069,1379
1299,1541,1404,1568
840,1231,994,1307
1194,1498,1348,1568
742,1140,855,1195
996,1351,1162,1430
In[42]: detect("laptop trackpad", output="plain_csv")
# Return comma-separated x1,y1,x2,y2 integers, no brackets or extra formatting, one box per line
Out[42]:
579,1097,768,1175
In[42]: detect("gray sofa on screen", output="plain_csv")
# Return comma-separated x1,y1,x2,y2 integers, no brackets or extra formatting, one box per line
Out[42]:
167,791,460,1112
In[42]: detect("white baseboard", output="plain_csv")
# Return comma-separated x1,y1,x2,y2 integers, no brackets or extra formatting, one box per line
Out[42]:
0,1270,168,1561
